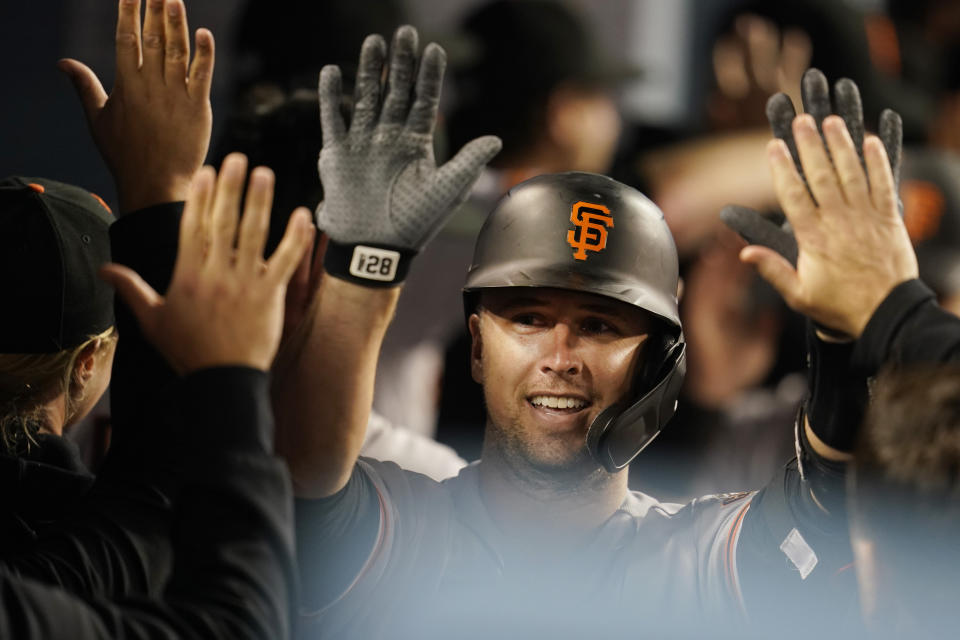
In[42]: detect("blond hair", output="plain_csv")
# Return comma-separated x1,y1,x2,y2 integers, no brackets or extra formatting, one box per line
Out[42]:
0,327,116,455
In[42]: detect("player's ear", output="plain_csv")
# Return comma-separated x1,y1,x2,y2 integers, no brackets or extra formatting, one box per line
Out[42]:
72,338,102,388
468,313,483,384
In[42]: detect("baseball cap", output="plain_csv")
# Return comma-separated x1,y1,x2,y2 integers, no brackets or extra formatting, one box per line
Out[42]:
0,177,115,354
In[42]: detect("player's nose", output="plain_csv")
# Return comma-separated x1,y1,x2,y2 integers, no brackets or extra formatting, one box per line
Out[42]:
539,323,582,376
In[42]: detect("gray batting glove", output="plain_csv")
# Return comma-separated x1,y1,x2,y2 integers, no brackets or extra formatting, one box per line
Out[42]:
316,25,502,287
721,68,903,268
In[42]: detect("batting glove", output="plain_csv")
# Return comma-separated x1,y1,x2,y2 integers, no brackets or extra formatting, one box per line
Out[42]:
316,25,502,287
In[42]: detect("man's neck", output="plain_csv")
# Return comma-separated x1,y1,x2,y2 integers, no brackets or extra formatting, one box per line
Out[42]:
477,444,629,552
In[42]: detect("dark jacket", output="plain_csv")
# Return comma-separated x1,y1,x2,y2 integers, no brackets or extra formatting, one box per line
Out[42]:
0,203,297,638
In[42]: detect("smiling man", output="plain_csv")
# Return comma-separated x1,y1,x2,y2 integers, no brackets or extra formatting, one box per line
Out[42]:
277,27,906,639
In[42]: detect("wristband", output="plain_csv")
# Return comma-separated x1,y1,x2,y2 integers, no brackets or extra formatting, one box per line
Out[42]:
323,239,417,288
805,328,867,453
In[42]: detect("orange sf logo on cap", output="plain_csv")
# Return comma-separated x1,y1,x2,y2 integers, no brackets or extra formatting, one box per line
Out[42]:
567,201,613,261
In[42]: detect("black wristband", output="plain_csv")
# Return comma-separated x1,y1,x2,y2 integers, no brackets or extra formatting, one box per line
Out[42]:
805,327,868,453
323,239,417,288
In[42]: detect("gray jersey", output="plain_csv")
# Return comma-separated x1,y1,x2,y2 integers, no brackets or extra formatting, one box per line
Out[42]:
304,458,756,639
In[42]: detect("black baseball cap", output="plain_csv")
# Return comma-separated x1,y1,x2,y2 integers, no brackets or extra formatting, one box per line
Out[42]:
0,177,115,354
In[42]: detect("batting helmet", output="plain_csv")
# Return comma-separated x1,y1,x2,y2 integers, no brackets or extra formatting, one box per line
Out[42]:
463,172,685,471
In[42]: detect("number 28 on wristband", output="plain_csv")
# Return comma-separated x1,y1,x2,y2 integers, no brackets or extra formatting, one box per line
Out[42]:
349,245,401,282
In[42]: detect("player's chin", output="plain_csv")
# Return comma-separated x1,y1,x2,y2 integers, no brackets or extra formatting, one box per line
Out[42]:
523,440,597,474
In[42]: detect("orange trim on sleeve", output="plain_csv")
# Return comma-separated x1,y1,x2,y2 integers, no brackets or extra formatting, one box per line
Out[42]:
301,477,390,619
724,501,752,616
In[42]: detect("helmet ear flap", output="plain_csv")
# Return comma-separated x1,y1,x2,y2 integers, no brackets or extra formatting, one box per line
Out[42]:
636,330,679,398
586,330,686,472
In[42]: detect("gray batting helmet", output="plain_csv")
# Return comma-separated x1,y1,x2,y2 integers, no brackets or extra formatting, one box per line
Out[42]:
463,172,685,471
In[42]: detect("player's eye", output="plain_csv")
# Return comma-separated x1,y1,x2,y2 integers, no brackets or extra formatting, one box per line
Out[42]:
512,313,545,327
581,317,618,335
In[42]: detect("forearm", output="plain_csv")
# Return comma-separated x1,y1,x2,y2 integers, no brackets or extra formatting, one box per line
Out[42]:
274,276,401,498
854,278,960,370
146,366,294,637
108,203,184,439
803,330,864,462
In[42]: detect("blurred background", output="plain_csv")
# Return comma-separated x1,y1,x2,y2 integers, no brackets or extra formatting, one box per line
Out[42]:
2,0,917,204
4,0,958,500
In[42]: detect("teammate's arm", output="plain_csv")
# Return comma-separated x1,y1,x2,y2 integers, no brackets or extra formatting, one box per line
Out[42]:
271,26,500,498
2,158,313,640
722,70,911,461
59,0,213,214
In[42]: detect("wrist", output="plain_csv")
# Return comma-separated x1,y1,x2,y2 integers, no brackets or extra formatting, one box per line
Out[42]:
117,175,193,214
318,275,402,324
322,239,417,287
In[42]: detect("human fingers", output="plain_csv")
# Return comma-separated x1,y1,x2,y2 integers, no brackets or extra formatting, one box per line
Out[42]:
286,233,314,303
766,93,803,178
778,28,811,94
879,109,903,190
741,15,779,92
833,78,865,170
175,166,215,278
822,115,870,210
319,65,346,142
141,0,166,79
432,135,503,216
267,208,317,286
380,26,419,127
768,138,817,227
348,34,387,136
163,0,190,86
720,204,799,266
738,245,803,310
406,42,446,135
793,114,843,209
436,136,503,194
863,135,899,218
99,263,163,333
713,35,748,99
187,28,215,101
114,0,142,79
57,59,108,122
800,68,831,132
207,153,248,268
236,166,275,275
309,233,327,292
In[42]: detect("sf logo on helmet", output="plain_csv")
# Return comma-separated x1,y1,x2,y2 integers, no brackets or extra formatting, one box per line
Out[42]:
567,201,614,261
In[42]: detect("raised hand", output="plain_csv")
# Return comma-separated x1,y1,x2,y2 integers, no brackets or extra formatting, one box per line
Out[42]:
722,69,903,268
739,114,917,337
100,154,315,373
59,0,214,213
711,13,811,129
316,25,501,287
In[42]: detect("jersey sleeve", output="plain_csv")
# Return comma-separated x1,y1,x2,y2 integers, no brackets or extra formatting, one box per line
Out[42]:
735,453,858,630
298,458,456,637
854,278,960,370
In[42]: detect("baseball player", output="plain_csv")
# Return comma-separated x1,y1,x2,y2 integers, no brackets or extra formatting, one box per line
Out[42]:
275,28,920,638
